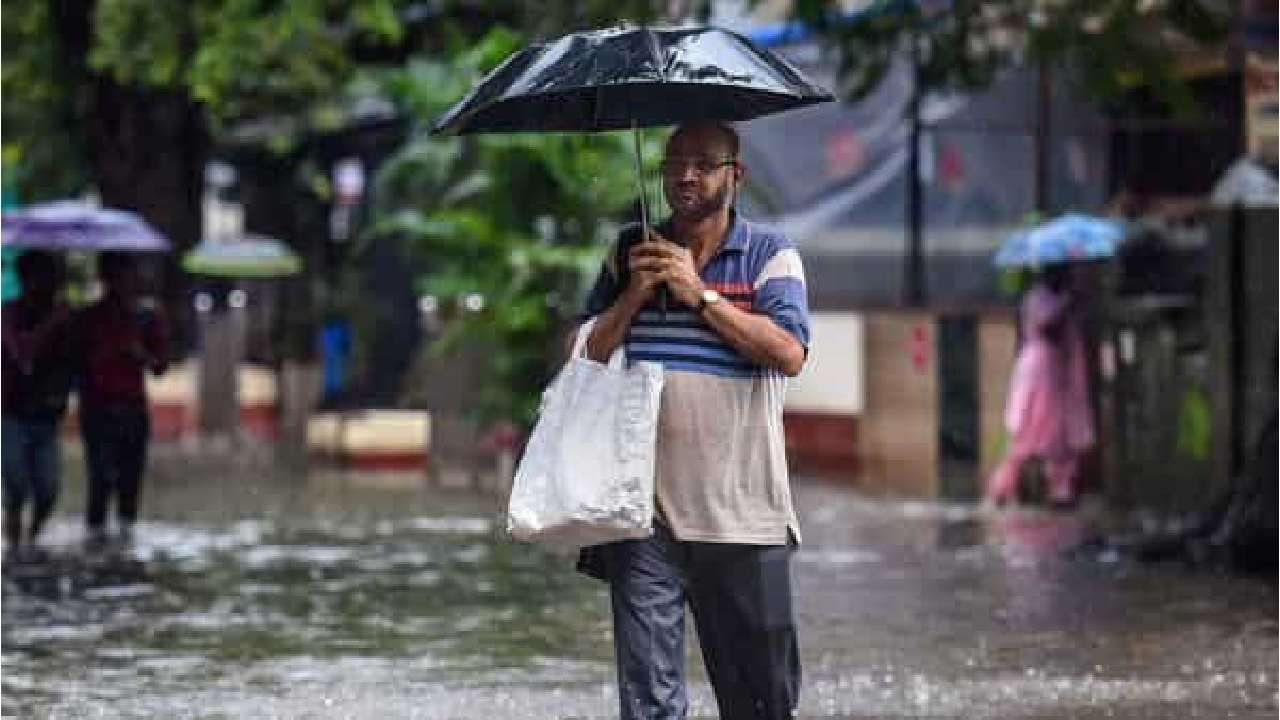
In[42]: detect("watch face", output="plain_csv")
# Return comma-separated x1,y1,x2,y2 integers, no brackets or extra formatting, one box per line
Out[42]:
703,289,721,304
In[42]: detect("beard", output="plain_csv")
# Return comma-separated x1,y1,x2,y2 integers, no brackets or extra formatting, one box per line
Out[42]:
665,179,733,221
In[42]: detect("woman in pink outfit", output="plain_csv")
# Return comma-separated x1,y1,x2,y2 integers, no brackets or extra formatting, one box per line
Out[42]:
986,267,1095,507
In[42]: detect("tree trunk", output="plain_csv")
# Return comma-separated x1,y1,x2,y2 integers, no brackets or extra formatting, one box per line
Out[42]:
82,79,208,348
52,0,208,349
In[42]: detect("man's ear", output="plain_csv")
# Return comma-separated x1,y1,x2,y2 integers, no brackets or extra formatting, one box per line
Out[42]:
729,163,745,208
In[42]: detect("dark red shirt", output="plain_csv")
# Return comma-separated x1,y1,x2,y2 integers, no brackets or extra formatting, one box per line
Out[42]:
76,298,168,409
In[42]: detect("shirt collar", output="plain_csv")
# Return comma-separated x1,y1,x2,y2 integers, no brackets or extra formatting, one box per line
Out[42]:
657,210,749,255
721,210,749,253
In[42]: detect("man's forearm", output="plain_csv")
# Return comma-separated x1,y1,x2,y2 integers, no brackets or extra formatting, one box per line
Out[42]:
584,288,647,363
702,301,805,377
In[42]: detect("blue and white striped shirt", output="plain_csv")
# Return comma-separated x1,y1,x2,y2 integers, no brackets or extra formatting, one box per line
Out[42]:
581,212,810,544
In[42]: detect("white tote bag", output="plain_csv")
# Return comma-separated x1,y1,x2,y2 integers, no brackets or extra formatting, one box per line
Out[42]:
507,318,663,548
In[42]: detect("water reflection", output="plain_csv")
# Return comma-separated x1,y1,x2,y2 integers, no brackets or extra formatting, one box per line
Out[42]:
3,466,1276,718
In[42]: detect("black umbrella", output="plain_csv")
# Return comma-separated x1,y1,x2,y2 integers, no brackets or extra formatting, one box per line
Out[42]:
432,24,833,234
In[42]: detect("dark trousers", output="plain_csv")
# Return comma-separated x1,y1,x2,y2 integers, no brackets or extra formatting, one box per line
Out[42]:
81,405,149,533
2,416,61,544
603,523,801,720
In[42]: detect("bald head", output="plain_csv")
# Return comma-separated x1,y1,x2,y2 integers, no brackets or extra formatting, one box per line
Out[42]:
667,122,739,159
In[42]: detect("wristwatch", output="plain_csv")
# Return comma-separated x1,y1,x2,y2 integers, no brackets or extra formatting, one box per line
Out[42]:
696,288,722,314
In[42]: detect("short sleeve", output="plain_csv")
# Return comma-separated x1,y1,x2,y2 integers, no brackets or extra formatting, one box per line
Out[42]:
579,263,621,322
752,245,810,349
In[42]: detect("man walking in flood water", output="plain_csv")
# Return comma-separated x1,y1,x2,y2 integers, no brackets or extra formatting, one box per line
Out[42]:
577,122,810,719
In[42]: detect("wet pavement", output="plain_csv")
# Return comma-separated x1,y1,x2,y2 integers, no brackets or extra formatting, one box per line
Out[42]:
3,452,1276,719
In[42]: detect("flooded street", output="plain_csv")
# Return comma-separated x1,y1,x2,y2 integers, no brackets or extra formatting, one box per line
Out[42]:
3,451,1276,719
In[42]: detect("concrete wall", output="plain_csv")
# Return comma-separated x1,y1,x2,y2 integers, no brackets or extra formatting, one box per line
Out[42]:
786,312,865,415
784,312,864,475
835,309,1018,500
858,312,939,497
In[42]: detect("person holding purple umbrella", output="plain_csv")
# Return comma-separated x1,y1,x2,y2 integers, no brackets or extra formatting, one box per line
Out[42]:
2,251,75,555
73,252,169,547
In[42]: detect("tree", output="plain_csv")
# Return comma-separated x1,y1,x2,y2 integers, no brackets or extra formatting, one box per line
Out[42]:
3,1,674,344
3,0,407,198
782,0,1229,110
770,0,1229,302
2,0,406,336
0,0,665,212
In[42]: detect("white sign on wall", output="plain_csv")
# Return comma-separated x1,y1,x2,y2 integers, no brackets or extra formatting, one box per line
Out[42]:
785,311,865,415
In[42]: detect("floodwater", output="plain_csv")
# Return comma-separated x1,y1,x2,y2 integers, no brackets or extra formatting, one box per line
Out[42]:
3,450,1276,719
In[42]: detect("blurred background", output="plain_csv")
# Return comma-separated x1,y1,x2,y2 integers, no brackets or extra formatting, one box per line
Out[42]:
3,0,1276,505
1,1,1276,717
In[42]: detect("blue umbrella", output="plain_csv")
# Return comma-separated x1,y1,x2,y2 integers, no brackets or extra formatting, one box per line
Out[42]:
2,201,170,252
994,212,1126,268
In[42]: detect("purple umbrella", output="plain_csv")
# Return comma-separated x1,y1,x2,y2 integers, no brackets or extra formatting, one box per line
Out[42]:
2,201,171,252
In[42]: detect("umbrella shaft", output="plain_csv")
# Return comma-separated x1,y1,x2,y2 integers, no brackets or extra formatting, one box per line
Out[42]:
633,123,674,317
632,123,649,238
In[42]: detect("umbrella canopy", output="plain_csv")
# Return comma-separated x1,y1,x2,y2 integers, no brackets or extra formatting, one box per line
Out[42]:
432,24,833,135
183,236,302,279
432,24,833,316
994,213,1127,268
2,201,170,252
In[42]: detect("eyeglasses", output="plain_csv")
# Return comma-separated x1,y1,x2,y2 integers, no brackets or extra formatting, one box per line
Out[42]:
659,156,737,177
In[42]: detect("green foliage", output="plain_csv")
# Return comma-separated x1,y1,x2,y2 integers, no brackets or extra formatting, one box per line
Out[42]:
368,29,664,424
1,1,91,199
85,0,404,122
782,0,1228,113
1,0,406,200
1176,384,1211,461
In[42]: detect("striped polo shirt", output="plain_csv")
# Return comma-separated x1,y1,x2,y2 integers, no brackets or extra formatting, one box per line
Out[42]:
582,212,810,545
